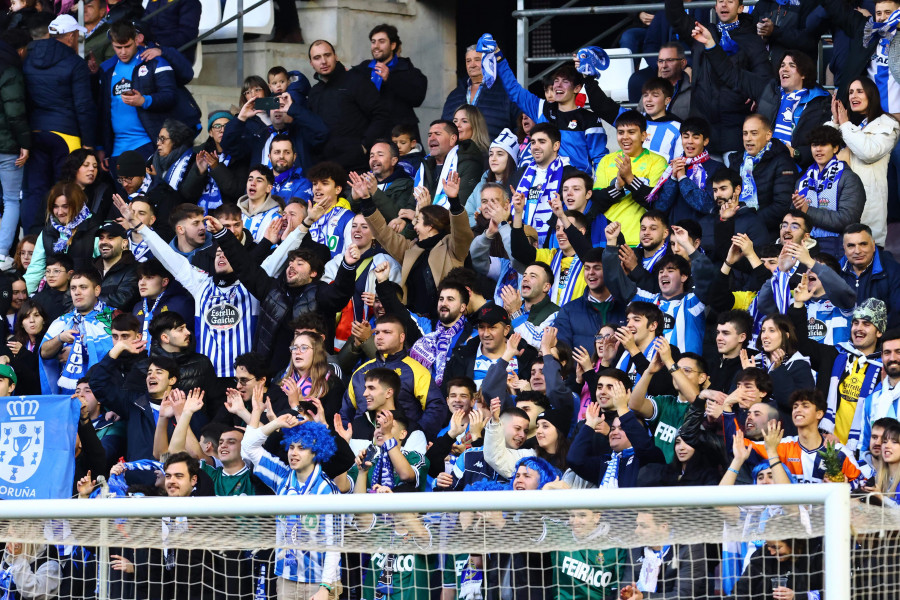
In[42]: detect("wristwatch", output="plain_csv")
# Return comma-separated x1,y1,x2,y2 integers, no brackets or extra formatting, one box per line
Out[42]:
667,364,681,374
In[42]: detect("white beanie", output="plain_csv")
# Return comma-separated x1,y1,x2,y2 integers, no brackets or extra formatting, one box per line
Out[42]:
489,128,520,167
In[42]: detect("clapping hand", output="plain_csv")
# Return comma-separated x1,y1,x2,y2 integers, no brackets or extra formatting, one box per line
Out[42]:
443,171,461,198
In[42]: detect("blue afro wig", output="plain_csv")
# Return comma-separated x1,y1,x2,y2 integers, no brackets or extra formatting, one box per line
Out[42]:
280,421,337,464
463,479,510,492
514,456,562,489
751,459,797,484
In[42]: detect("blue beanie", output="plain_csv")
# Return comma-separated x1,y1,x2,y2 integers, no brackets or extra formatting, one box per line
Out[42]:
207,110,234,131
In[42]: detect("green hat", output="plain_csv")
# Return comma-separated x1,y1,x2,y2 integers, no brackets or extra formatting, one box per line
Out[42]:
0,364,17,385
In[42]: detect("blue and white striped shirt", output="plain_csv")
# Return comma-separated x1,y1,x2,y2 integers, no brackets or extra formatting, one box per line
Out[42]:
633,289,706,354
645,119,682,162
241,426,342,584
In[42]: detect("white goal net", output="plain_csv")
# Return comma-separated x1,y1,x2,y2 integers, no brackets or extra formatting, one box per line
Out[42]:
0,484,889,600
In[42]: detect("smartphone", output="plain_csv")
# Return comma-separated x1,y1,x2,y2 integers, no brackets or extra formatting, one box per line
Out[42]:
297,400,316,415
122,90,135,97
254,96,280,111
364,444,379,465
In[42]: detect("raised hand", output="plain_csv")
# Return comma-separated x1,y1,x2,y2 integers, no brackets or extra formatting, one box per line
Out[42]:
348,171,371,200
373,261,391,283
769,348,786,370
503,332,524,361
350,320,373,345
262,216,284,243
307,197,327,223
614,326,638,355
305,397,327,425
113,195,142,229
204,215,225,234
719,196,739,221
499,284,522,315
739,349,755,370
490,397,502,422
76,470,96,497
273,413,300,430
281,377,301,408
618,244,638,273
443,171,461,198
791,192,809,213
510,189,526,216
609,380,629,412
777,243,796,272
344,243,361,265
333,414,353,442
448,409,468,438
691,21,715,48
468,406,486,440
549,192,566,218
572,346,594,375
540,326,558,356
732,428,752,465
605,221,622,246
763,419,784,456
168,389,187,419
614,153,634,185
184,388,205,416
413,185,432,209
792,272,813,305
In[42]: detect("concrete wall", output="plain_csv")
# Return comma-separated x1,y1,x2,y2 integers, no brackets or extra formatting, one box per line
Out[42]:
191,0,457,131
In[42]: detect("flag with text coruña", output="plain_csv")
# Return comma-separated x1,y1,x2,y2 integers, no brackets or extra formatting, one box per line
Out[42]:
0,395,80,499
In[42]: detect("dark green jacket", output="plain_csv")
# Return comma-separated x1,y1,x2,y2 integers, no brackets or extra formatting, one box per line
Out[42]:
0,40,30,155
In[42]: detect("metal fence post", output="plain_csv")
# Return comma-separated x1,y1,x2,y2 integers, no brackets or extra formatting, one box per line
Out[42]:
517,0,526,87
236,0,245,87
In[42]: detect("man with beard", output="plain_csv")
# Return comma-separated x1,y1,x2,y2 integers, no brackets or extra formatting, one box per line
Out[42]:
347,139,413,224
94,221,139,311
269,136,312,206
409,281,474,388
206,209,358,373
498,262,559,350
851,330,900,463
554,248,625,352
340,314,446,440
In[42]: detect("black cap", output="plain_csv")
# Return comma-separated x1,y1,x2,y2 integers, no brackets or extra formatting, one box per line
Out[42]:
98,221,127,238
476,304,510,326
116,151,146,179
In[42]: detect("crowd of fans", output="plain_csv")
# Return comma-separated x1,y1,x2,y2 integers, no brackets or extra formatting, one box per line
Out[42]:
0,0,899,597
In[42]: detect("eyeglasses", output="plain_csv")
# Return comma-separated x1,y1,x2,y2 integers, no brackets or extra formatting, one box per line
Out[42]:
289,344,312,353
594,333,611,342
780,222,802,231
680,366,702,375
657,58,683,64
234,377,256,386
45,268,66,276
117,176,139,183
210,123,226,131
157,136,170,143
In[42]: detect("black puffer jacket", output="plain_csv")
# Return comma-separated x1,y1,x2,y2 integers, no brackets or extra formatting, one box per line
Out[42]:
214,228,356,373
41,215,101,271
741,138,798,237
94,251,140,311
0,39,30,155
665,0,772,154
308,62,391,171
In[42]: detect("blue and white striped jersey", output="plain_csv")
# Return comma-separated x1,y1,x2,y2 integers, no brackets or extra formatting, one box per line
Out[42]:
633,289,706,354
805,298,852,346
243,205,282,243
309,205,355,259
241,427,342,584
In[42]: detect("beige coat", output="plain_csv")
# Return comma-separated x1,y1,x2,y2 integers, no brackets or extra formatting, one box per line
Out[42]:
366,208,474,303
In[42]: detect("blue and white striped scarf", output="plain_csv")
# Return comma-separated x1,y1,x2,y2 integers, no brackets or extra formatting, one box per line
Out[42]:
739,141,771,209
476,33,498,88
198,153,231,214
796,157,845,238
414,147,459,209
863,9,900,46
550,250,582,306
716,20,741,55
515,156,565,243
773,89,807,144
39,302,114,394
600,447,634,488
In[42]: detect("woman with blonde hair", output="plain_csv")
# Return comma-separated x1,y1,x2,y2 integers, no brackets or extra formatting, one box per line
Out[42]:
281,331,346,422
453,104,491,156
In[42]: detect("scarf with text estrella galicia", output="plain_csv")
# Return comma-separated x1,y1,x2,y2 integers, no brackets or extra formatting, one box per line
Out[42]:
863,9,900,47
646,150,711,202
368,54,398,91
515,156,565,237
409,315,467,386
716,20,741,55
476,33,498,88
739,141,771,209
796,156,846,238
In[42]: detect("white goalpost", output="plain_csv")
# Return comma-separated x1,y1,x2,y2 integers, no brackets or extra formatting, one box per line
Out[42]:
0,484,853,599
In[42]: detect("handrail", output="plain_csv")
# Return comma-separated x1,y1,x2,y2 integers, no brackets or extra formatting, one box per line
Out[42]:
178,0,270,52
512,0,757,18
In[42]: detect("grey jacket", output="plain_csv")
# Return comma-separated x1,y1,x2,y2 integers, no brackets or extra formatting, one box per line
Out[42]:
798,164,865,235
758,259,857,317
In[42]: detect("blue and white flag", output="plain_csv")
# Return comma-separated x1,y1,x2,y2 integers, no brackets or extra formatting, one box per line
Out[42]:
476,33,498,88
0,395,80,500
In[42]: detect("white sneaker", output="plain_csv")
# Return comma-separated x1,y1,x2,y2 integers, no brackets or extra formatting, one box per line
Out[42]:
0,256,15,272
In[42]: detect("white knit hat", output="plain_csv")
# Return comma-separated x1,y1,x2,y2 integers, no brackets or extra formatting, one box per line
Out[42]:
489,128,520,167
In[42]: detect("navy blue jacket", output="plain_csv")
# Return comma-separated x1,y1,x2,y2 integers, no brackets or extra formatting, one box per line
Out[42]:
351,56,428,138
98,51,180,154
566,410,666,488
442,77,519,140
22,38,96,146
841,248,900,329
272,166,313,205
143,0,202,61
89,354,207,461
555,294,627,353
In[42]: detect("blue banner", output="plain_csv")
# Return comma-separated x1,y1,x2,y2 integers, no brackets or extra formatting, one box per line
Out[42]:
0,395,80,500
